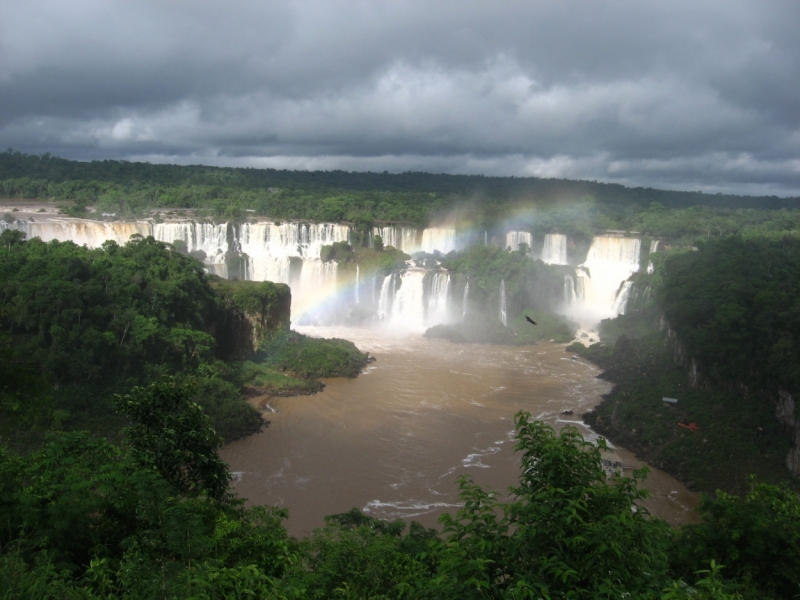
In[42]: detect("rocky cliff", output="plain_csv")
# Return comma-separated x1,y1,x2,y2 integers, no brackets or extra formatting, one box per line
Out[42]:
210,279,292,360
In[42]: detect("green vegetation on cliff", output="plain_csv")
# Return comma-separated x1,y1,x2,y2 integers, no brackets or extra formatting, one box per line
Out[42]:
572,236,800,494
0,231,367,445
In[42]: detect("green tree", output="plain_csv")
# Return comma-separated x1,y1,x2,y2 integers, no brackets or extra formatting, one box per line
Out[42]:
114,378,232,502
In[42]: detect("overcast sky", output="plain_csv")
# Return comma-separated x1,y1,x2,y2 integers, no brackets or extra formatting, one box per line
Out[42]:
1,1,798,196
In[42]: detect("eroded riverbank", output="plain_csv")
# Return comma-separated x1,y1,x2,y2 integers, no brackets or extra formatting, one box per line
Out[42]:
221,326,698,537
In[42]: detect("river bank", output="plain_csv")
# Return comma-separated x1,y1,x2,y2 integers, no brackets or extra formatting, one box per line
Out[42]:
569,331,793,495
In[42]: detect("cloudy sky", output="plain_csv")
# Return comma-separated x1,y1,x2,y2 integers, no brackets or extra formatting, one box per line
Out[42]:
1,1,799,196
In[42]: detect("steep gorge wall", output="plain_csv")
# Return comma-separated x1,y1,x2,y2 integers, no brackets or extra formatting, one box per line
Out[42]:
661,316,800,478
210,279,291,360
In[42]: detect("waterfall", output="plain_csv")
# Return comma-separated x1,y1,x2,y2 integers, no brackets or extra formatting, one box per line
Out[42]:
484,231,488,246
154,222,230,276
647,261,654,274
506,231,532,252
420,228,458,254
427,272,450,326
377,274,394,319
236,221,349,317
499,279,507,326
373,226,419,252
649,240,659,253
566,236,641,326
391,271,427,331
563,275,577,307
1,218,151,247
462,281,469,318
542,234,568,265
355,266,360,304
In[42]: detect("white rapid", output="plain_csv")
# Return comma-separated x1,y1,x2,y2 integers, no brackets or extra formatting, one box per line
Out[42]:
564,236,641,326
542,234,568,265
499,279,507,326
505,231,532,253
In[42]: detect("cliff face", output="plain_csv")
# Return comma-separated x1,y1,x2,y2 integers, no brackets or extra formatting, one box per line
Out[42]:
210,279,292,360
661,316,800,479
777,390,800,477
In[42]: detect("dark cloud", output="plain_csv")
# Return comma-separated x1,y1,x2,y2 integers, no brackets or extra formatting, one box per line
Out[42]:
1,0,798,196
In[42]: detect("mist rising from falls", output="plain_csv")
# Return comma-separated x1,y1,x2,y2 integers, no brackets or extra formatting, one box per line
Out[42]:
564,236,641,326
462,281,469,318
542,234,568,265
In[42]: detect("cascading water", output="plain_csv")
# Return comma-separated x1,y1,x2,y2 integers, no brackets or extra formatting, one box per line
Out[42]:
1,218,151,248
154,222,230,277
499,279,508,326
427,272,450,325
375,270,452,331
649,240,659,253
462,281,469,318
371,226,459,255
420,228,459,254
505,231,532,252
377,274,394,320
564,236,641,325
391,270,427,331
236,221,349,317
372,227,419,253
542,234,568,265
563,275,577,306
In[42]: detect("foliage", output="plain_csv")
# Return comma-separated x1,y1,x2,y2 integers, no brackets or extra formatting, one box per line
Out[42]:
114,379,232,502
671,481,800,598
660,236,800,396
424,415,673,598
256,329,369,380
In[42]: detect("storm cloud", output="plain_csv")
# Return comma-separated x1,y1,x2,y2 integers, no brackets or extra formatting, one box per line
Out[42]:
1,0,799,196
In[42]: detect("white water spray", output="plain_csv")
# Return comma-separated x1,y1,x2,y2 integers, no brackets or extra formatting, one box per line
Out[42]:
499,279,508,326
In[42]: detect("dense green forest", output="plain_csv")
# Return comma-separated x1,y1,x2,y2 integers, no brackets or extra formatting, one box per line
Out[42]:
0,231,368,446
571,237,800,494
4,151,800,250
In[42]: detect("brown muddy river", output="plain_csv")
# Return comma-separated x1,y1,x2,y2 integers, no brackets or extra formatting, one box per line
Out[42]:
221,326,698,537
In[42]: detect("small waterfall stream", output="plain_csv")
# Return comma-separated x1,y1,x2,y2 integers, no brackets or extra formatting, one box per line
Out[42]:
499,279,507,327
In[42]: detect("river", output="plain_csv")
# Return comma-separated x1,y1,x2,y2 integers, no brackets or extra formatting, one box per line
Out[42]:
221,326,698,538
